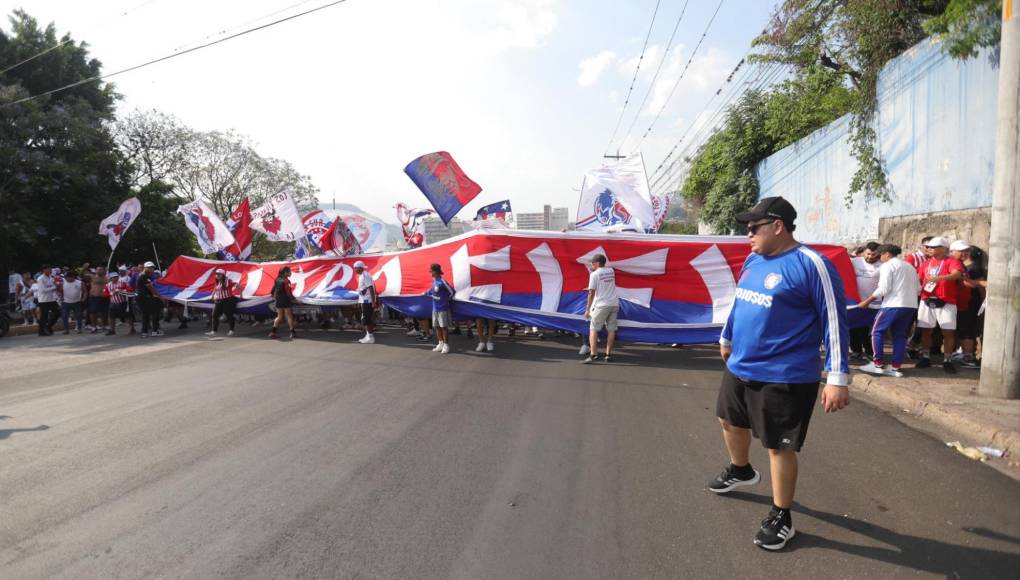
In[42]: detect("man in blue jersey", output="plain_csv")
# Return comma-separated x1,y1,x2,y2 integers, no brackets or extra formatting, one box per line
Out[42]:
708,196,850,551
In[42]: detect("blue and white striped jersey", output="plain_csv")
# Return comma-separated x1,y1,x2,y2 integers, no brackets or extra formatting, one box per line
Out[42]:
720,245,850,386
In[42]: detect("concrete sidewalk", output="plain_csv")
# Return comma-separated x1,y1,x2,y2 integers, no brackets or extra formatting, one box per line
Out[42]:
850,365,1020,477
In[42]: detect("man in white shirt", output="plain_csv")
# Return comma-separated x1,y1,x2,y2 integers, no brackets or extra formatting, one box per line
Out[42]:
59,270,85,334
8,270,23,309
583,253,619,363
856,244,921,377
354,261,377,344
850,242,881,361
35,265,58,336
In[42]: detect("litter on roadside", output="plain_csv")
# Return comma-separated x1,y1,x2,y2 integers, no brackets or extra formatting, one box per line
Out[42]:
945,441,988,461
976,446,1006,458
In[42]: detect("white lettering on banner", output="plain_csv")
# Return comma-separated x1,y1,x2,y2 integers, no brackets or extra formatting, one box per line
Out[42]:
174,267,215,300
242,268,263,298
373,257,402,297
575,246,668,308
451,244,512,302
310,263,353,298
526,242,562,312
289,267,322,297
734,287,773,308
690,244,737,323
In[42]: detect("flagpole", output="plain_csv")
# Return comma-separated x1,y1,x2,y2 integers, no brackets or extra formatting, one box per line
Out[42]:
106,248,114,272
152,242,163,272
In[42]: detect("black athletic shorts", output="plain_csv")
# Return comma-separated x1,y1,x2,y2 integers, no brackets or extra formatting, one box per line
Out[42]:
716,368,820,452
360,302,374,326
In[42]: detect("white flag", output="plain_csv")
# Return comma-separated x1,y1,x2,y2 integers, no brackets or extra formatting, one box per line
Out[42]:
177,199,236,255
575,153,657,233
98,197,142,250
251,191,306,242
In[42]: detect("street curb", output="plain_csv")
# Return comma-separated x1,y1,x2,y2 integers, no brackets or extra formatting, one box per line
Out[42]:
5,323,39,337
851,374,1020,456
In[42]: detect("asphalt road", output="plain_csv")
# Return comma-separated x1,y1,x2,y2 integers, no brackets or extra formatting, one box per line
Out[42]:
1,323,1018,579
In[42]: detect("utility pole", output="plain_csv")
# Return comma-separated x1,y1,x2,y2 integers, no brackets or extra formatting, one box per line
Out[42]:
980,0,1020,398
603,149,626,162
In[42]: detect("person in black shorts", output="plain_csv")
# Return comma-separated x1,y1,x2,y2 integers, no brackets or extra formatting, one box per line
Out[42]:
709,197,850,551
269,267,296,339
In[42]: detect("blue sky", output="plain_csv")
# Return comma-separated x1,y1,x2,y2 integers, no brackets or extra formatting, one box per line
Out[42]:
3,0,776,222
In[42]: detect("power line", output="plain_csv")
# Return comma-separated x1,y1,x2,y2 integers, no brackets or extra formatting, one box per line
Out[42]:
1,0,350,109
0,0,162,77
616,0,691,151
602,0,662,158
632,0,726,152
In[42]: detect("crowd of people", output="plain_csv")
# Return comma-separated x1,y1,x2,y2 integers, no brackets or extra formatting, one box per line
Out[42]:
848,235,987,376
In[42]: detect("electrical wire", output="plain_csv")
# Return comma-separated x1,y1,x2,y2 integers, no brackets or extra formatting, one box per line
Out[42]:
601,0,662,158
0,0,162,77
1,0,350,109
615,0,691,152
632,0,726,152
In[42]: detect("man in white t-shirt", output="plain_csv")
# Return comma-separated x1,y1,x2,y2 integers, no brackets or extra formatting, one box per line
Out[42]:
583,253,619,363
856,244,921,377
354,261,377,344
35,265,58,336
850,241,881,361
59,270,85,334
8,270,23,309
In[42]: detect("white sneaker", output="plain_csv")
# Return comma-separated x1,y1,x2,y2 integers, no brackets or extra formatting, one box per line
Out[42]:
882,365,904,378
476,342,486,352
358,335,375,344
407,329,421,337
441,343,450,354
857,361,885,375
433,343,443,352
227,330,234,337
205,330,216,336
579,344,590,355
486,342,494,352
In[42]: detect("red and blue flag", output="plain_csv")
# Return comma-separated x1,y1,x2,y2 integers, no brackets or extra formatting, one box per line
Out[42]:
404,151,482,224
475,200,512,221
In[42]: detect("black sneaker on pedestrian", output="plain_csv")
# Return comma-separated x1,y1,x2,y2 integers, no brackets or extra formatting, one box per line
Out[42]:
916,357,931,368
707,464,760,494
942,361,957,374
755,507,795,551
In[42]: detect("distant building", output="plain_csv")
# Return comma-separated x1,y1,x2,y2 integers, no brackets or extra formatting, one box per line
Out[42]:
515,205,570,231
423,216,463,244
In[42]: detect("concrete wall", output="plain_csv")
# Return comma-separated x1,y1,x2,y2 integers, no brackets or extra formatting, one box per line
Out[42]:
879,207,992,253
756,37,1000,244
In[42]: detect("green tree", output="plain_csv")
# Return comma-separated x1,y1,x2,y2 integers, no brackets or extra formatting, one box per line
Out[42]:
0,10,129,274
923,0,1002,59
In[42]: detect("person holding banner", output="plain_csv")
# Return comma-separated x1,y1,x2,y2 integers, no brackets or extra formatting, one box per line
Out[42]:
207,269,239,337
136,262,163,337
269,267,297,340
105,271,134,335
583,254,619,364
424,264,454,354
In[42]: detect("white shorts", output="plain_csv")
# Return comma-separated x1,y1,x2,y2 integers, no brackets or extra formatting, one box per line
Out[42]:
916,301,957,330
590,305,619,332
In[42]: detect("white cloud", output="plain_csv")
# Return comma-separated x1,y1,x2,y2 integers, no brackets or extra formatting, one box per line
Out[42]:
645,46,730,116
578,50,616,87
491,0,559,50
617,45,663,81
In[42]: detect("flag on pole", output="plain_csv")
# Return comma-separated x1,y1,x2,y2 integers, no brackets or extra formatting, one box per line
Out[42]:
98,197,142,251
251,191,306,242
318,216,363,256
301,209,333,251
222,197,253,261
396,203,434,248
475,200,512,222
177,199,236,255
403,151,482,224
652,193,671,231
575,154,657,233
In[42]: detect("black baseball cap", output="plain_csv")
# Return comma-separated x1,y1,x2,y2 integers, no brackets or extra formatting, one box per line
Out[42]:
735,196,797,227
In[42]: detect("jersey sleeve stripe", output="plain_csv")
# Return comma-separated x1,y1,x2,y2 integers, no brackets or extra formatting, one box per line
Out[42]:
797,247,845,384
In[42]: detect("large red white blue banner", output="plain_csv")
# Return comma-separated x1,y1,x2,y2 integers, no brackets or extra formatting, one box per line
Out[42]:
156,230,859,344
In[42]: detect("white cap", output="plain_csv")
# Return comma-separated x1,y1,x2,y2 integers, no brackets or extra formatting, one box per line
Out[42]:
925,236,950,248
109,271,120,278
353,260,367,269
144,261,156,268
215,268,226,274
949,240,970,252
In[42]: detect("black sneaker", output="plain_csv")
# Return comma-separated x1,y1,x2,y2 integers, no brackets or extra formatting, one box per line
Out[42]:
916,357,931,368
943,361,957,374
755,507,795,550
707,464,760,494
